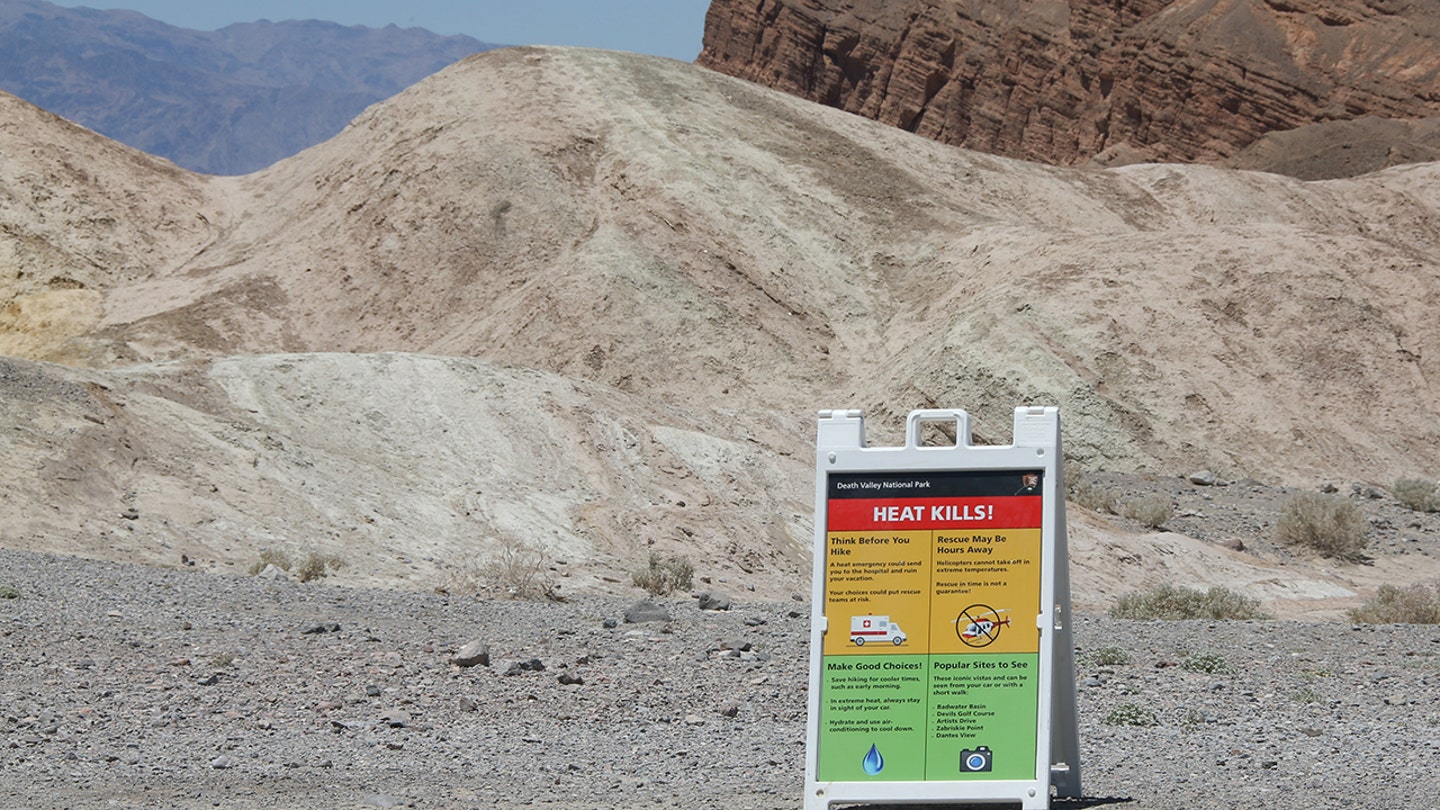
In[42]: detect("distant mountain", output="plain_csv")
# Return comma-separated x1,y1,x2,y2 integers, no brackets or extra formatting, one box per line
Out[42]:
0,0,497,174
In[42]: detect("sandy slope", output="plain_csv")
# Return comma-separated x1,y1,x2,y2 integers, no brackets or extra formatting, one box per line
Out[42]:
3,47,1439,614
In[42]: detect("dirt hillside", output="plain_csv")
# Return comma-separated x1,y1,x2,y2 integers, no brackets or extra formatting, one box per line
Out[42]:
3,47,1439,617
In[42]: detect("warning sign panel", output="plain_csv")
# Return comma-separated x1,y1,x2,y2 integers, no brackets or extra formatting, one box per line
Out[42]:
817,469,1043,783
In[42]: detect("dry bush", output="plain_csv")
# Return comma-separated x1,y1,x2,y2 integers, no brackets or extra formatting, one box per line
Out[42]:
1273,493,1368,560
632,552,694,596
1067,471,1117,514
295,551,344,583
439,537,553,600
1347,583,1440,624
1118,494,1173,529
1392,478,1440,513
247,547,342,581
491,538,551,599
1110,584,1269,621
247,548,292,575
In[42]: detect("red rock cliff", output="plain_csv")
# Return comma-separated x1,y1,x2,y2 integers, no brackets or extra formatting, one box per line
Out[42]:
697,0,1440,168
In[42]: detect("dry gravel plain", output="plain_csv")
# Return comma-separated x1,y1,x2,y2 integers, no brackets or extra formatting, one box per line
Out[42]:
3,545,1438,810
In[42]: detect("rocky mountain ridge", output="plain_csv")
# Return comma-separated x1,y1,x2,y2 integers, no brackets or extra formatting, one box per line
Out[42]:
697,0,1440,178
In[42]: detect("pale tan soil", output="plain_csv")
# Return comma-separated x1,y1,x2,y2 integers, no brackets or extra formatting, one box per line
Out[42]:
3,47,1440,619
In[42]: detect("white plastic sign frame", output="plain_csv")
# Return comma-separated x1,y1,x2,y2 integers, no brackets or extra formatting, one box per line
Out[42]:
804,407,1080,810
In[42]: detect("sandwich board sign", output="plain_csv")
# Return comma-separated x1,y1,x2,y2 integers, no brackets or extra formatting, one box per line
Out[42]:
804,407,1080,810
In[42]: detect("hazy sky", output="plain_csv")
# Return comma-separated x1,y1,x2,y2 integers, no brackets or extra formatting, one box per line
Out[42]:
51,1,714,61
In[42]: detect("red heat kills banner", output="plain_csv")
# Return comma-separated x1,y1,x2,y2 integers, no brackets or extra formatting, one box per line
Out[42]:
827,497,1042,531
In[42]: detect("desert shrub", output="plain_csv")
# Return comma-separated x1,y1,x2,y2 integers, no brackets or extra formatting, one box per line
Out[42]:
1177,707,1207,729
487,538,552,600
1291,686,1321,704
247,548,293,575
1180,650,1232,674
632,552,695,596
1086,645,1131,667
437,539,555,600
1347,583,1440,625
1110,584,1269,621
294,551,344,583
1104,703,1158,727
247,548,341,581
0,584,19,599
1393,478,1440,513
1067,472,1117,514
1273,493,1368,560
1119,494,1174,529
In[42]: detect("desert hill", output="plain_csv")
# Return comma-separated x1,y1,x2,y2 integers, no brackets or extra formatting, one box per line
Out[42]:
3,46,1439,616
698,0,1440,179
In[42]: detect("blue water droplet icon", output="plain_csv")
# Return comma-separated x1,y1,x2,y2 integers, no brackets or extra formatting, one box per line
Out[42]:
862,743,884,775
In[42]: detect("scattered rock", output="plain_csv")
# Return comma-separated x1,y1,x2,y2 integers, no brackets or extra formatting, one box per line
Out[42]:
503,658,546,676
696,592,731,611
300,622,340,634
1,543,1437,809
1188,470,1218,486
451,640,491,668
209,755,237,769
623,599,671,624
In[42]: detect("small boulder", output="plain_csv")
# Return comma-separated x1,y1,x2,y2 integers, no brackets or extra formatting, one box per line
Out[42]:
696,592,731,611
451,640,491,668
624,599,671,624
1187,470,1217,486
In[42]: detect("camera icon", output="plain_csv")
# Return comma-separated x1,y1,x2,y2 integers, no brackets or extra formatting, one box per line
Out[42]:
959,745,993,773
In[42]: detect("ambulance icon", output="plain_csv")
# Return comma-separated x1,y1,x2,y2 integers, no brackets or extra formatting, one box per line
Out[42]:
850,615,907,646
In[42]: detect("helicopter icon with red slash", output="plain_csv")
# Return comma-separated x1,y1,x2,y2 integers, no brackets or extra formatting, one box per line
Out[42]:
954,605,1010,647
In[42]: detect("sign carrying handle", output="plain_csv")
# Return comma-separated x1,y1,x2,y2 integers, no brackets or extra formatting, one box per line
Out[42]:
904,409,972,449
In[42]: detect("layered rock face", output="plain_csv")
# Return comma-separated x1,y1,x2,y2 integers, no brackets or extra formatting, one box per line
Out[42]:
698,0,1440,170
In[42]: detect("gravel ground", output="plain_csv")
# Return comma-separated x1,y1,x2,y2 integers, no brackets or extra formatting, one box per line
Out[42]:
2,547,1438,809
